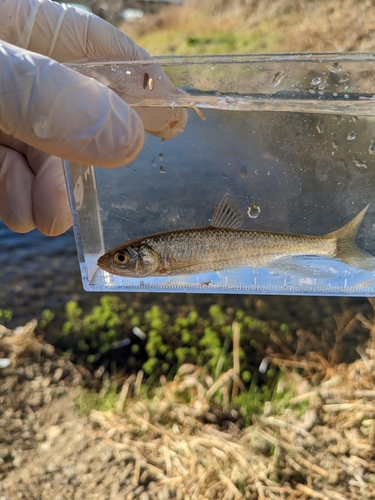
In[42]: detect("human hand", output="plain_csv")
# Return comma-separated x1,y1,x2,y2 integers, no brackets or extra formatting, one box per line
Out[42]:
0,0,187,236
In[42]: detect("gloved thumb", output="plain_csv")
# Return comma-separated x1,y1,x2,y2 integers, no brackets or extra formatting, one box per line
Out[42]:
0,41,145,168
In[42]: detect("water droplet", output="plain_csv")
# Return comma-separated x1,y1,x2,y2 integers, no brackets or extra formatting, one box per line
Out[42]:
160,202,169,214
347,131,356,141
238,165,248,178
247,204,261,219
221,173,229,179
159,166,167,174
125,70,131,75
353,158,368,169
328,61,341,73
332,140,339,150
151,159,158,167
308,89,316,94
344,94,349,99
368,141,375,155
333,92,338,97
111,64,119,72
310,76,321,86
316,123,324,134
161,138,166,144
271,71,284,87
158,153,164,161
225,96,234,104
352,116,359,123
33,117,51,138
339,72,350,83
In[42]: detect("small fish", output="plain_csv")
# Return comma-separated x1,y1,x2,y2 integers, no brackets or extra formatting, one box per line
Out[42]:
97,196,375,278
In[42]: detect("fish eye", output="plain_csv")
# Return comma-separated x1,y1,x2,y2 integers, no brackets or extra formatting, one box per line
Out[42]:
114,250,129,265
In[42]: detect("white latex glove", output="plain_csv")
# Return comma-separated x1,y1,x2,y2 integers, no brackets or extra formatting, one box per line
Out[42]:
0,0,187,236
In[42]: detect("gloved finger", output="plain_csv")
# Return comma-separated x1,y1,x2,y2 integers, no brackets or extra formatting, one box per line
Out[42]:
68,60,189,139
0,41,144,169
0,0,187,139
31,153,72,236
0,138,73,236
0,145,35,233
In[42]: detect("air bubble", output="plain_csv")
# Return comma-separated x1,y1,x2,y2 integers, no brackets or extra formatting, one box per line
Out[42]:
33,117,51,138
238,165,248,178
310,76,321,86
126,70,131,75
332,140,339,150
347,131,356,141
247,204,261,219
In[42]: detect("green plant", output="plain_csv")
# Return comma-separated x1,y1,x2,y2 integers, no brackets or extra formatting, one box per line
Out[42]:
39,309,54,329
57,296,143,363
0,308,12,325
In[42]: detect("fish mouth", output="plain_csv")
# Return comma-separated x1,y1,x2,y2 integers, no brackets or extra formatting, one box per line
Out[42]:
97,255,107,269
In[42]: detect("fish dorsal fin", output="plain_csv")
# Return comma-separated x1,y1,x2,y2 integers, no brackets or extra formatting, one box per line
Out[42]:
210,194,243,230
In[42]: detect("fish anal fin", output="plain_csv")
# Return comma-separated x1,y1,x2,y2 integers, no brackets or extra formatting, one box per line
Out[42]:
268,258,333,278
210,194,243,230
217,268,242,285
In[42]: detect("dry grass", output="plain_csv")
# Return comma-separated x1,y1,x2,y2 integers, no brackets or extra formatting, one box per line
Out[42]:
89,353,375,499
121,0,375,55
0,319,53,361
78,302,375,499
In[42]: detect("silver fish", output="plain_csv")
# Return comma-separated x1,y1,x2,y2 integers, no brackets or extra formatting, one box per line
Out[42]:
97,196,375,278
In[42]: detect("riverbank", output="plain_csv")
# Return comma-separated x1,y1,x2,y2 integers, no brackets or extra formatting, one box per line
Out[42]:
121,0,375,56
1,320,375,499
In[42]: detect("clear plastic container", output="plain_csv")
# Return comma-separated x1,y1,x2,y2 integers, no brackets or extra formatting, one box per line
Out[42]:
64,53,375,295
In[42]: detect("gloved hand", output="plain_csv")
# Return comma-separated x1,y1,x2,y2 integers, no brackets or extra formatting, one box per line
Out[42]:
0,0,187,236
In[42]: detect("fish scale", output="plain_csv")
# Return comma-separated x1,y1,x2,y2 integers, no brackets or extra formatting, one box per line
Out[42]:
141,227,338,275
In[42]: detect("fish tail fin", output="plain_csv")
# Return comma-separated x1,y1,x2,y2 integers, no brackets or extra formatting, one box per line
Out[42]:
327,205,375,271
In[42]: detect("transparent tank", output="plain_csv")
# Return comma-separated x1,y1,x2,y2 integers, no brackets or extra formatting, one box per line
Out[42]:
64,53,375,295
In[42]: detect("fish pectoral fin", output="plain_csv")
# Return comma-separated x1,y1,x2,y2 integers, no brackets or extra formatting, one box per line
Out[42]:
210,193,243,230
